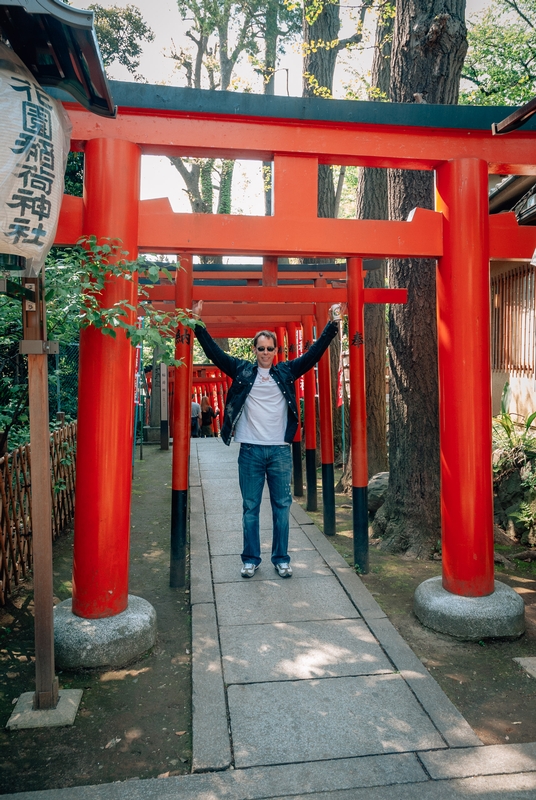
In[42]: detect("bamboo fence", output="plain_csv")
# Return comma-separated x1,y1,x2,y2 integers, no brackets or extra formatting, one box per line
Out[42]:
0,422,77,606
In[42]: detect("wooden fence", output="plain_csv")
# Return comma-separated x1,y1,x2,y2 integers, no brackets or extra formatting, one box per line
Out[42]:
0,422,77,606
491,264,536,378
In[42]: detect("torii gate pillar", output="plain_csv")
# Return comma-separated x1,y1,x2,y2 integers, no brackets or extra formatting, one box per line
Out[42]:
54,139,156,668
287,321,304,497
414,157,524,639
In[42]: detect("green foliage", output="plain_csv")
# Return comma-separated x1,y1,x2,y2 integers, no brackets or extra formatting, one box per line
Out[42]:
61,3,155,200
461,0,536,105
44,238,199,366
64,152,84,198
228,338,256,361
510,499,536,529
303,0,339,27
492,384,536,475
493,384,536,545
335,166,359,219
0,383,29,450
90,3,155,79
1,240,199,450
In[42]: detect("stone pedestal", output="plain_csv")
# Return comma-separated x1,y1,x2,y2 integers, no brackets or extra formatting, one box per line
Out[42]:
414,577,525,641
54,595,157,669
143,425,161,443
6,690,83,730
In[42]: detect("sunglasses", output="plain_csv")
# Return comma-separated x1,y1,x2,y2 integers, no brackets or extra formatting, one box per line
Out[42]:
256,346,275,352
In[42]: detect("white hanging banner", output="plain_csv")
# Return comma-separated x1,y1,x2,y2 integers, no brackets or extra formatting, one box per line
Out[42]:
0,42,71,277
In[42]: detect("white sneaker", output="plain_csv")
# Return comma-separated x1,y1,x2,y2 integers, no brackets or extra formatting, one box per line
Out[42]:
241,562,259,578
275,562,292,578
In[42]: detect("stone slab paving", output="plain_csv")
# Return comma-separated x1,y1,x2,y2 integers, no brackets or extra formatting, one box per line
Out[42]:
420,741,536,778
5,763,536,800
188,440,484,778
212,549,331,582
215,575,361,626
282,773,536,800
228,673,446,768
514,656,536,679
219,618,393,684
0,753,428,799
207,525,314,555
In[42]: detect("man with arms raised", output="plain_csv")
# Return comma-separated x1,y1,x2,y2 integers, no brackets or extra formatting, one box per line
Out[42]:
191,301,344,578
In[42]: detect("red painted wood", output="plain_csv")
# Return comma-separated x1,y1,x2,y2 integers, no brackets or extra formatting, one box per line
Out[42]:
436,158,494,597
347,259,368,489
302,315,317,450
315,296,334,465
287,322,302,443
172,255,193,492
65,103,536,175
72,138,141,619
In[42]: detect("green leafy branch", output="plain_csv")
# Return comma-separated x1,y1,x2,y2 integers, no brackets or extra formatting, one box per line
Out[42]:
45,237,202,367
492,383,536,477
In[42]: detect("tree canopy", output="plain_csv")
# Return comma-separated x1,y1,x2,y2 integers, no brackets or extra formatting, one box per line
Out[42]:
461,0,536,105
89,3,155,80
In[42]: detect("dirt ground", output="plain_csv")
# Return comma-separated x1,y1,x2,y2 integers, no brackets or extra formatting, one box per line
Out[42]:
0,446,191,794
1,453,536,794
300,480,536,746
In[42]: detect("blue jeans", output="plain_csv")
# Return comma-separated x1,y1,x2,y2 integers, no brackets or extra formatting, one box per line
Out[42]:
238,443,292,566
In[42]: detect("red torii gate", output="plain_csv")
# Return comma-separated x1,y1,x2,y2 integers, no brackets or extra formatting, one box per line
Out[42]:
55,82,535,639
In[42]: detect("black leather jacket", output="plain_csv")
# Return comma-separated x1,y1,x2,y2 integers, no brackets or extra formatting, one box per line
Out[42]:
194,321,339,445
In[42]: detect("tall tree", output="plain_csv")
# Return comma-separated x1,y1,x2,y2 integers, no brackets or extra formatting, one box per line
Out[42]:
461,0,536,105
357,5,394,478
169,0,257,244
170,0,299,251
371,0,467,557
90,3,155,80
64,4,155,197
302,0,376,459
302,0,375,217
249,0,301,213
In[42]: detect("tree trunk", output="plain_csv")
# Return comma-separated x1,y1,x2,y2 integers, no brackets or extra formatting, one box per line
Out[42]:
263,2,278,216
302,1,340,220
372,0,467,557
356,9,394,479
302,3,340,97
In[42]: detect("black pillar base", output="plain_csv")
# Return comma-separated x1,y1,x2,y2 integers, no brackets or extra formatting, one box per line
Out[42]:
170,488,188,587
353,485,369,574
161,419,169,450
305,449,317,512
321,462,336,536
292,441,304,497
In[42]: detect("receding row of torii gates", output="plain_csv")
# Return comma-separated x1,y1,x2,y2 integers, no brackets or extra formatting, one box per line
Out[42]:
57,84,533,656
161,301,389,559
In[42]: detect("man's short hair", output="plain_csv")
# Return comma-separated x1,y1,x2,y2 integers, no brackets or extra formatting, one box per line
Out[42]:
253,330,277,347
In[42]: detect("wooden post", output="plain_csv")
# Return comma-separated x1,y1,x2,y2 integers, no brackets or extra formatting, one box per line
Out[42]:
21,275,59,710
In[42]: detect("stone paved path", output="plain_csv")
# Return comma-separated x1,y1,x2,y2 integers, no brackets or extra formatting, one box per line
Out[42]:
6,439,536,799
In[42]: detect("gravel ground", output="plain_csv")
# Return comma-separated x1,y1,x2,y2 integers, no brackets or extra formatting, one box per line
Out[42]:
0,446,191,794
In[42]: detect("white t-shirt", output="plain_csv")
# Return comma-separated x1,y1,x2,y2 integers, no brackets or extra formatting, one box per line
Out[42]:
234,367,288,445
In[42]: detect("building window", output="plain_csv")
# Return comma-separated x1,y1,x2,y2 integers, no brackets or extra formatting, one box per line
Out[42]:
491,264,535,377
